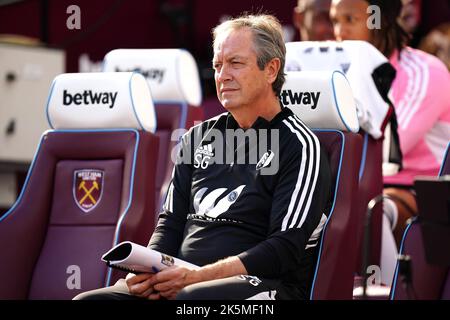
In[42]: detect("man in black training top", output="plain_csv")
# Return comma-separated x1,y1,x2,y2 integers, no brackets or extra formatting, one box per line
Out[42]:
75,13,332,300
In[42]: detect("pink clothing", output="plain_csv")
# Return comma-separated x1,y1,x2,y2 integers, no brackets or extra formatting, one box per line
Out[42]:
385,47,450,186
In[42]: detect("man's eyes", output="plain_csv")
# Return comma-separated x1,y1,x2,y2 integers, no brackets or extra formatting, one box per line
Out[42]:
212,61,243,69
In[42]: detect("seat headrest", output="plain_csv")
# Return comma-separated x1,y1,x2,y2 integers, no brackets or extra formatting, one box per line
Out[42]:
285,40,390,139
46,72,156,133
103,49,202,106
281,71,359,132
285,40,387,73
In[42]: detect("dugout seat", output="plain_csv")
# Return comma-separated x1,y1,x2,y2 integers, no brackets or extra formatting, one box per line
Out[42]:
103,49,204,218
285,40,399,276
390,142,450,300
283,70,363,299
0,72,159,299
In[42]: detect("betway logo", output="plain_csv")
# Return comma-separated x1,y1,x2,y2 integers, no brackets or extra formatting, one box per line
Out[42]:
63,90,118,109
115,67,165,83
280,90,321,110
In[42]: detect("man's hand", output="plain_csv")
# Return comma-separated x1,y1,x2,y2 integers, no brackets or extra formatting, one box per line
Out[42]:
147,256,248,300
125,273,160,300
149,266,199,300
125,257,247,300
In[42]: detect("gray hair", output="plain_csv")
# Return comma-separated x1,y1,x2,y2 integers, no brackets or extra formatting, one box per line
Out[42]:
212,14,286,96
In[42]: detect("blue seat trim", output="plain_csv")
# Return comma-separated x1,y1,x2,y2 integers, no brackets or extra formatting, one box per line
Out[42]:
358,132,369,181
309,129,345,300
438,142,450,177
389,218,415,300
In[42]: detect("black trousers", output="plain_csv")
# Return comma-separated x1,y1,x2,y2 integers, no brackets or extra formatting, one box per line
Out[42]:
73,275,296,300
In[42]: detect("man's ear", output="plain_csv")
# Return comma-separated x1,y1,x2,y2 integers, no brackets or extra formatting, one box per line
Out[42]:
293,7,304,30
265,58,281,85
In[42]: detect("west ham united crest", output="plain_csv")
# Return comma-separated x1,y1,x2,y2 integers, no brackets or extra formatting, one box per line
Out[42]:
74,169,104,213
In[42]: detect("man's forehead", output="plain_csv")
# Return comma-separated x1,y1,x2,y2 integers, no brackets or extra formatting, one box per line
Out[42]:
213,53,248,62
213,28,255,58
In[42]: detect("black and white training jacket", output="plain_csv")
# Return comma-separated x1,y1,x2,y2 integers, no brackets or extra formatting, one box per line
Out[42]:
148,106,332,298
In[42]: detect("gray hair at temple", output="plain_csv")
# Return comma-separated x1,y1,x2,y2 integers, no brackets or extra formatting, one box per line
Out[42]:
212,14,286,96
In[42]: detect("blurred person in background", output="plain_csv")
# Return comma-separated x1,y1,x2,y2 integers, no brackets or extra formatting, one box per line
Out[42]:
399,0,450,48
419,22,450,71
330,0,450,250
398,0,422,36
293,0,334,41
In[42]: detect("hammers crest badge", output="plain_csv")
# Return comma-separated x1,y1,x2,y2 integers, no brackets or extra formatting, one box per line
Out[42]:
74,169,104,213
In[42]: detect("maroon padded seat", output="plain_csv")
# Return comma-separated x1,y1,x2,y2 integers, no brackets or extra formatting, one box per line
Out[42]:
310,130,363,299
201,96,225,120
0,72,160,300
154,104,183,213
282,70,363,299
390,221,449,300
284,41,395,276
390,142,450,300
0,131,158,299
154,103,203,218
354,133,384,273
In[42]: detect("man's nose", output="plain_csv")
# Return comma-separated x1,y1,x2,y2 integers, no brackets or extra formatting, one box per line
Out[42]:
216,65,232,82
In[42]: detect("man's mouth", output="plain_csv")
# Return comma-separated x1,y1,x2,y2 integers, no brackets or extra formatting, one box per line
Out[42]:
221,88,238,94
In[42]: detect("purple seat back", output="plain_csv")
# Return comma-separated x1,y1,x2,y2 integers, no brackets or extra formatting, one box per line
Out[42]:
154,103,203,218
310,130,362,299
390,142,450,300
354,133,384,273
0,130,159,299
390,222,449,299
201,97,225,120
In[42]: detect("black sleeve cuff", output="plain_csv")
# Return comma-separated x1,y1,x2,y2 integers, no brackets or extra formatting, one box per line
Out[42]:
238,239,283,277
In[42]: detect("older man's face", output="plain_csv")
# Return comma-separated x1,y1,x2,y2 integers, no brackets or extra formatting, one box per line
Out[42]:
213,28,272,112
